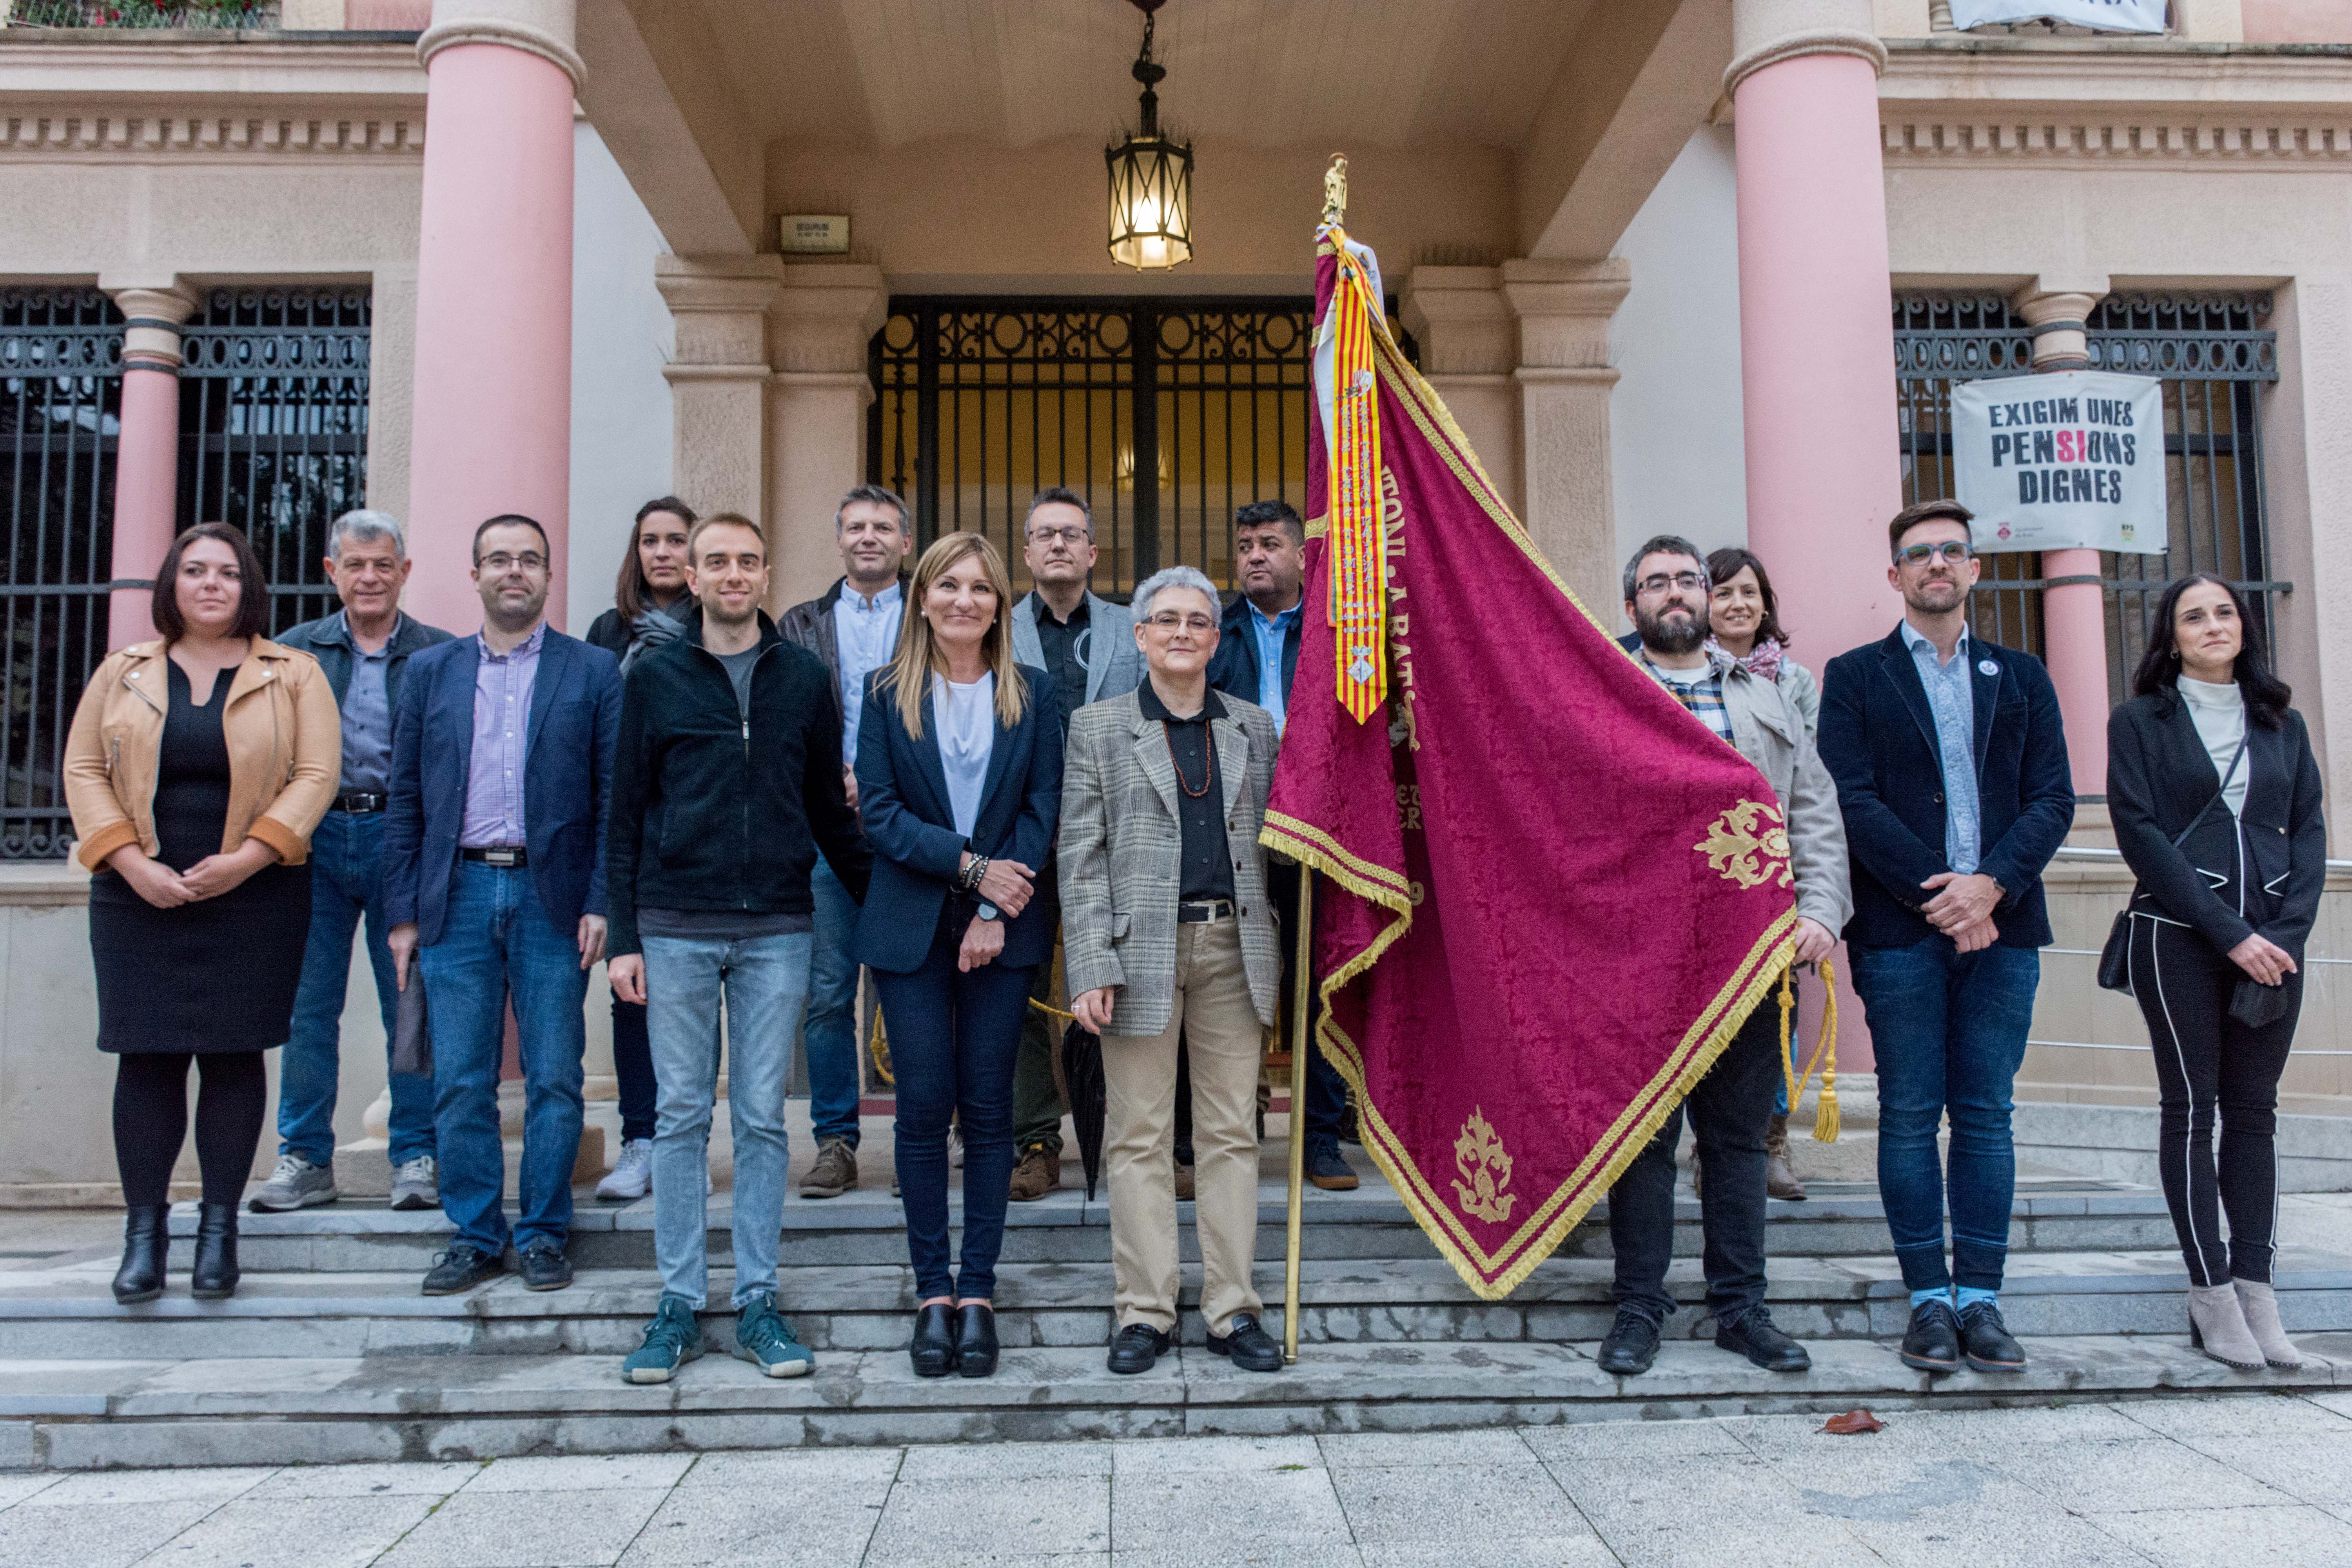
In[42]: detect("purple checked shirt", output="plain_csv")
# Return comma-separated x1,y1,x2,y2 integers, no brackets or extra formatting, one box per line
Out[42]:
457,622,545,848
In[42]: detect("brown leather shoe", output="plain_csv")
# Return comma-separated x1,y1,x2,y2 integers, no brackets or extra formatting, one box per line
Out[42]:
1764,1112,1807,1201
1009,1145,1061,1202
1173,1162,1196,1201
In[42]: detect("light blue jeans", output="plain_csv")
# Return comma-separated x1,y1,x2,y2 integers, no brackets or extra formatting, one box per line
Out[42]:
644,930,813,1309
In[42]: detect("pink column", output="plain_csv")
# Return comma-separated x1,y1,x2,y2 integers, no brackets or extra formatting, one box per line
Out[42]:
2014,285,2113,797
1729,12,1899,1077
102,284,200,651
404,17,579,631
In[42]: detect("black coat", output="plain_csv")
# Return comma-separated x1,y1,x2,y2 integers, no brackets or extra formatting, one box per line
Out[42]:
603,614,871,958
2107,690,2326,960
1818,626,2075,949
853,664,1063,974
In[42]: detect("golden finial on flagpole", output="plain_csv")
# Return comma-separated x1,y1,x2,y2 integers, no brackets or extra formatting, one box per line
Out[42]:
1321,153,1349,226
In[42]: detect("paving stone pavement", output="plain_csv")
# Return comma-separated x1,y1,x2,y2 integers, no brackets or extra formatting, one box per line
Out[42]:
11,1393,2352,1566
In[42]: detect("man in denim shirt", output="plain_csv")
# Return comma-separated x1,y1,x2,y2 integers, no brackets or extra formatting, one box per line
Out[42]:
1819,499,2074,1377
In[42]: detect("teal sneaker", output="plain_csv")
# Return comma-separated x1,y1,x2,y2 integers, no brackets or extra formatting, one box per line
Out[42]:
733,1293,816,1378
622,1294,704,1385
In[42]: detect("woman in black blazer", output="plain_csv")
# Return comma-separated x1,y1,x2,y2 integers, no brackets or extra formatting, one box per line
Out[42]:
855,531,1062,1379
2109,573,2325,1372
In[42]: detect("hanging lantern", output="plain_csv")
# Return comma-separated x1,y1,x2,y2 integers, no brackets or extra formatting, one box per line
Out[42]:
1106,0,1192,271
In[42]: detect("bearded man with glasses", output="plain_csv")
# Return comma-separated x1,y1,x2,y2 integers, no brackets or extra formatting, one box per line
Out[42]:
1818,498,2075,1377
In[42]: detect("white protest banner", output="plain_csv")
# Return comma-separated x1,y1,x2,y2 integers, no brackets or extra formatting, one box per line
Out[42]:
1947,0,2167,31
1951,370,2166,555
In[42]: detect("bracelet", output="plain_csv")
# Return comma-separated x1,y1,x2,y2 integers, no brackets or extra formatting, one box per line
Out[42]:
962,855,989,893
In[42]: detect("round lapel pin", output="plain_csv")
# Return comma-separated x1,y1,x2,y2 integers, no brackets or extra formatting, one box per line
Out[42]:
1978,659,1999,677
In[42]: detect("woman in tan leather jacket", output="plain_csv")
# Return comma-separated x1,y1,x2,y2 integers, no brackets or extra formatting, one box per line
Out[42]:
64,522,338,1306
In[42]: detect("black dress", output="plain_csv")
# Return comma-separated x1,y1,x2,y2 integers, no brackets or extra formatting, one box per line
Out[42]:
87,660,312,1053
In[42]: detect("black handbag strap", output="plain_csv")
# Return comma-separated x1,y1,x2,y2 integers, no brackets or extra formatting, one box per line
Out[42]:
2169,730,2247,851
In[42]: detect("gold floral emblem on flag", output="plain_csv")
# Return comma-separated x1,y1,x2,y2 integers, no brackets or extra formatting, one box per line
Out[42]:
1450,1107,1516,1224
1695,800,1793,890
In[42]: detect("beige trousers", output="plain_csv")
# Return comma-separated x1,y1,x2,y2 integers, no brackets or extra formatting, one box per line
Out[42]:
1102,917,1265,1336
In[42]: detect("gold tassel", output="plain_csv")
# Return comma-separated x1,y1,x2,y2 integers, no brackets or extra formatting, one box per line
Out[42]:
867,1007,894,1088
1777,966,1800,1116
1811,958,1840,1144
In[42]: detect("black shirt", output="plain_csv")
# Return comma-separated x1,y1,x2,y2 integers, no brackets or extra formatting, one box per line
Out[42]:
1028,590,1091,730
1138,679,1236,905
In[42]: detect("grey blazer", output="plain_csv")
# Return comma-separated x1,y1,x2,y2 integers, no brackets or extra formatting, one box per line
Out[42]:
1058,687,1283,1037
1011,591,1142,708
1710,652,1853,936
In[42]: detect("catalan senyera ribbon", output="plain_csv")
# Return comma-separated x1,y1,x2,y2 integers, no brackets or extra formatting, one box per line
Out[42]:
1324,227,1388,725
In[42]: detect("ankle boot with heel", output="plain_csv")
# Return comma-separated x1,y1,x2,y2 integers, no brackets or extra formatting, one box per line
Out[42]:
111,1203,169,1305
190,1201,240,1301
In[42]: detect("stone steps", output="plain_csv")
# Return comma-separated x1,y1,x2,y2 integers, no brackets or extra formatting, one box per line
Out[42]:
165,1176,2187,1274
6,1334,2350,1471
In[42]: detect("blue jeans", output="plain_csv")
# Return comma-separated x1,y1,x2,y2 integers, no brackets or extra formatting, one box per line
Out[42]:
1849,937,2041,1294
806,856,865,1148
644,930,811,1309
873,914,1033,1302
417,862,589,1257
277,810,435,1167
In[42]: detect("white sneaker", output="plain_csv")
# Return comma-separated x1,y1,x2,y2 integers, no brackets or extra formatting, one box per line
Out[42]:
949,1127,964,1169
249,1153,338,1213
598,1139,653,1202
388,1155,440,1212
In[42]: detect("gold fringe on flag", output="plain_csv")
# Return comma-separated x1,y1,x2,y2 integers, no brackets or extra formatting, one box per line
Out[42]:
1324,225,1388,724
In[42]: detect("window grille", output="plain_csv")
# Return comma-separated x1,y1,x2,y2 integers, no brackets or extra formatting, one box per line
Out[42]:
1892,290,2279,699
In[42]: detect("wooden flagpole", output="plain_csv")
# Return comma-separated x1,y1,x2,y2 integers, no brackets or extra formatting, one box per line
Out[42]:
1282,867,1315,1363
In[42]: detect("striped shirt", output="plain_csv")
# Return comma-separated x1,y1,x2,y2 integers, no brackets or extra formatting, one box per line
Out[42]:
1641,652,1735,744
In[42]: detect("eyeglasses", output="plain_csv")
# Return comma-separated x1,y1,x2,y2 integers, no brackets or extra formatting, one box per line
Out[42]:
1896,542,1973,567
1635,571,1709,596
479,553,548,574
1145,612,1218,633
1026,525,1091,545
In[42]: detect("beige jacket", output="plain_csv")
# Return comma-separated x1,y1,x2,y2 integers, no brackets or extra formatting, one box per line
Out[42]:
1058,686,1284,1038
64,638,340,873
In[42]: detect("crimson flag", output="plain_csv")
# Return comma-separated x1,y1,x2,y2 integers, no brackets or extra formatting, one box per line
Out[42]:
1263,229,1798,1298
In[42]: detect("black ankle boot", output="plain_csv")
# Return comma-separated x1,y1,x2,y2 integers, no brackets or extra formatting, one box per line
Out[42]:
111,1204,169,1305
955,1303,999,1378
909,1303,958,1377
190,1201,240,1300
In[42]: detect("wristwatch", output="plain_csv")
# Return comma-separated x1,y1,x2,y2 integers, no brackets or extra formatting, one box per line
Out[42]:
978,902,1001,922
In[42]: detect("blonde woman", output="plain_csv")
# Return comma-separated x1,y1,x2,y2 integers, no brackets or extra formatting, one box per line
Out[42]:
854,532,1062,1378
64,523,339,1305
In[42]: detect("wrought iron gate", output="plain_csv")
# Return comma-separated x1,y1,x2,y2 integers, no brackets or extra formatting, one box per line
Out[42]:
1893,290,2280,698
0,288,122,859
869,298,1408,595
178,287,373,631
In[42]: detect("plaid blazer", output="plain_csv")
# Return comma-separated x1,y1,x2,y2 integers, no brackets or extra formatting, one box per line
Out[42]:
1058,686,1283,1038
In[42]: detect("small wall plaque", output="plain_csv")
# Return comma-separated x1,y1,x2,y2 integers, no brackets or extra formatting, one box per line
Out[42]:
779,215,851,255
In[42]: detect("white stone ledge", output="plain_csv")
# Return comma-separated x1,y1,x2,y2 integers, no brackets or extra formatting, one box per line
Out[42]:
0,861,89,907
0,36,426,101
1883,35,2352,111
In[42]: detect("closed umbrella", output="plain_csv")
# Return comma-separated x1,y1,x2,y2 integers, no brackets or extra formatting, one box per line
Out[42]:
1059,1018,1108,1200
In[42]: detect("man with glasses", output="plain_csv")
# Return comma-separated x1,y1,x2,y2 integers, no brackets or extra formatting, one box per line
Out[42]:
1005,488,1141,1201
1062,566,1285,1375
386,516,623,1297
1597,536,1850,1377
1818,499,2074,1376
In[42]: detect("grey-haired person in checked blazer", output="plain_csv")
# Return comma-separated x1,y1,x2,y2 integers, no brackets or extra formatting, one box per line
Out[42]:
1058,564,1286,1379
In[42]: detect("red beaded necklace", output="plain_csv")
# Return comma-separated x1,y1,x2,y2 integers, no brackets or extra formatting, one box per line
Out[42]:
1165,724,1214,798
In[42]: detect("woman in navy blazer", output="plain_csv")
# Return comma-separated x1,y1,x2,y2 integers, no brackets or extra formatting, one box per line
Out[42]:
856,531,1062,1379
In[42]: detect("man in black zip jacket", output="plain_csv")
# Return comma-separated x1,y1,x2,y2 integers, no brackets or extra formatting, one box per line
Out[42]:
603,513,872,1386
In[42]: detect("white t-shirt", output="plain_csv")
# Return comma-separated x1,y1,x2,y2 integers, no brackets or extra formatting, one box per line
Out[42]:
932,672,996,840
2177,675,2248,818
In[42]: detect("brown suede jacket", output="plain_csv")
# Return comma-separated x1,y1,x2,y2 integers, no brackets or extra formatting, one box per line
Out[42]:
64,638,340,873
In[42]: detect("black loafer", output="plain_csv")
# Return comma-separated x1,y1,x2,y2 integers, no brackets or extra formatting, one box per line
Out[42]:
955,1302,999,1378
1716,1306,1810,1372
1899,1298,1963,1374
1958,1301,2027,1373
518,1243,573,1292
1597,1307,1661,1376
1207,1312,1284,1372
421,1245,505,1296
910,1303,958,1377
1107,1321,1171,1375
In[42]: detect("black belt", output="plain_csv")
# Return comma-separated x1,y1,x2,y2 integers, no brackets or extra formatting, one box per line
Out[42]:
1177,898,1234,924
460,846,528,867
331,791,386,814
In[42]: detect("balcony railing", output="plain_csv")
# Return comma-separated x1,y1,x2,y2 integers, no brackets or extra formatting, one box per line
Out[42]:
3,0,278,28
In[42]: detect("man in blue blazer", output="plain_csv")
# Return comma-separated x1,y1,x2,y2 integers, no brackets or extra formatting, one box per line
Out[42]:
385,515,622,1298
1818,498,2074,1379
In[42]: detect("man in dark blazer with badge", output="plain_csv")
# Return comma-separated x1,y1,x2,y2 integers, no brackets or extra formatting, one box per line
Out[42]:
1818,498,2073,1379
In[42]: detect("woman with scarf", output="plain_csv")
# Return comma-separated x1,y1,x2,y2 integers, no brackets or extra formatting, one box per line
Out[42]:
1706,545,1818,1202
584,496,697,1201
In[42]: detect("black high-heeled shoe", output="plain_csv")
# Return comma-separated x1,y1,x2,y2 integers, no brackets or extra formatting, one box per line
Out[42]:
909,1302,958,1377
111,1204,169,1305
955,1302,998,1378
190,1201,240,1301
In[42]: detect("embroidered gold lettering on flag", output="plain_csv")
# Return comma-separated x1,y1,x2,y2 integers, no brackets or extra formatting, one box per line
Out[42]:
1324,227,1388,724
